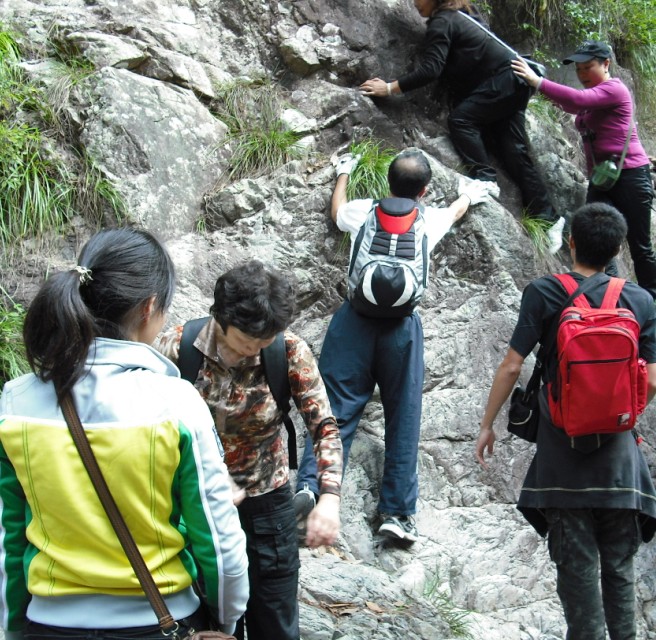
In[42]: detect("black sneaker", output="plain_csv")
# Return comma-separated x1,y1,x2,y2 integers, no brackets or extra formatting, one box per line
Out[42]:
293,483,316,544
378,514,418,543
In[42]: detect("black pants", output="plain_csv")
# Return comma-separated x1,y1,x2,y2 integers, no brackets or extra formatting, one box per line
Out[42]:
587,164,656,300
234,483,300,640
448,65,556,222
546,508,640,640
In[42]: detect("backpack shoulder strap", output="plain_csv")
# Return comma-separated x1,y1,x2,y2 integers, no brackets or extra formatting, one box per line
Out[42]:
347,201,377,278
178,317,211,383
600,277,626,309
552,273,592,309
261,333,297,469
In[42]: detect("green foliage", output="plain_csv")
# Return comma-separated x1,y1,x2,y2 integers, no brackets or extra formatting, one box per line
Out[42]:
345,139,396,201
0,290,28,388
0,121,72,246
75,153,127,227
0,28,47,119
521,213,553,256
211,78,305,181
423,571,474,639
0,26,122,250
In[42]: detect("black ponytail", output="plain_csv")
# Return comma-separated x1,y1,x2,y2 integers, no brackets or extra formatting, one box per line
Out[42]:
23,227,175,399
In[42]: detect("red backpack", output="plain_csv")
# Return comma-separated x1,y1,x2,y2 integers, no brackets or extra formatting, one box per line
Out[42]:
547,274,648,437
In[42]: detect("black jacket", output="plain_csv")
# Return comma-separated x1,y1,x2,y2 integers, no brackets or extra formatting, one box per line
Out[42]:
397,9,512,100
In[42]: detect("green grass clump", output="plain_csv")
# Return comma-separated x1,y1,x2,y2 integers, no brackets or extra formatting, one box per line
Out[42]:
0,121,72,246
423,571,474,639
0,26,123,250
0,290,28,388
521,213,553,256
211,78,305,181
346,139,396,201
75,154,127,227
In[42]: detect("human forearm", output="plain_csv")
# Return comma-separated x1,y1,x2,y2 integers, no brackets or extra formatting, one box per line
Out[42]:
475,349,524,468
449,195,472,223
480,355,523,430
312,418,343,496
331,175,349,222
539,78,619,112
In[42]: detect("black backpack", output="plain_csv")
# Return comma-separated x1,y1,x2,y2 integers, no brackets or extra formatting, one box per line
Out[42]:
177,317,298,469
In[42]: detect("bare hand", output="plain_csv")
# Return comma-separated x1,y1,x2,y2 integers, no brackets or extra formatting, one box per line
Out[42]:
305,493,340,548
359,77,388,98
475,427,496,469
229,475,246,506
511,57,541,89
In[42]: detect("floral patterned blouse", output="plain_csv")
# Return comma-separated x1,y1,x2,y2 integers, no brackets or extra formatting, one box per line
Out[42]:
156,318,342,498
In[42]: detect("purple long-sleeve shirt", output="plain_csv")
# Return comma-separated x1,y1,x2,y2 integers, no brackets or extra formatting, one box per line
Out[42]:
538,76,649,174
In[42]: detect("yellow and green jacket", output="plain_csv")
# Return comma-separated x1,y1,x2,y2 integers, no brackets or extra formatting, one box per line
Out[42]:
0,338,248,634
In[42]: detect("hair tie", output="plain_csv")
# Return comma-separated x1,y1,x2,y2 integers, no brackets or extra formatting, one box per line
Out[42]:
72,265,93,285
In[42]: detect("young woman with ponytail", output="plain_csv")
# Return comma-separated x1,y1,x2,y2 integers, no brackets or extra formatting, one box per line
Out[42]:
0,227,248,640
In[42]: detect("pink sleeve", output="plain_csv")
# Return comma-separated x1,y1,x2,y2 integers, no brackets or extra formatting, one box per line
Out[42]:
539,78,624,114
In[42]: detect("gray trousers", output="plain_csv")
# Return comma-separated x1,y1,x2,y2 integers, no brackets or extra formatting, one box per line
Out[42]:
546,508,641,640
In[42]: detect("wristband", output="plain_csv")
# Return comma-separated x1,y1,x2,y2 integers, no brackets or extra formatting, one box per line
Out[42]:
386,82,392,96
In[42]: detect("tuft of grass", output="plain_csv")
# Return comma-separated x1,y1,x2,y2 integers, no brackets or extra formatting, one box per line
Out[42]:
0,289,28,388
0,121,73,248
521,213,553,256
74,153,127,227
423,572,474,639
211,78,304,182
346,139,396,201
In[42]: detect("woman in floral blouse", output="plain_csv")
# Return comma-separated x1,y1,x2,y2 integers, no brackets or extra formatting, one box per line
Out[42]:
156,260,342,640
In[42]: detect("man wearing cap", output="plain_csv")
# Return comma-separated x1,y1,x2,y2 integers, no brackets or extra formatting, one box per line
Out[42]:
513,41,656,300
293,149,489,544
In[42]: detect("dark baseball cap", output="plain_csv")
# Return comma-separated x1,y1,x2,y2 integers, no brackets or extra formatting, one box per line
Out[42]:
563,41,612,64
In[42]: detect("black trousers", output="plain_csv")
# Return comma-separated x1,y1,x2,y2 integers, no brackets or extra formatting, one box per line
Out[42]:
234,483,300,640
546,508,640,640
587,164,656,300
448,65,556,222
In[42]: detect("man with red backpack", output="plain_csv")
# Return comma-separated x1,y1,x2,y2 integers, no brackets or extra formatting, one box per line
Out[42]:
476,202,656,639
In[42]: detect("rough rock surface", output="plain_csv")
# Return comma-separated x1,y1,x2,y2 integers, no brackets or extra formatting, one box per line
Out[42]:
2,1,656,639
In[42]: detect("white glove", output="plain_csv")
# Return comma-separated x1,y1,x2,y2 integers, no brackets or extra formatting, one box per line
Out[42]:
458,177,490,206
334,153,361,176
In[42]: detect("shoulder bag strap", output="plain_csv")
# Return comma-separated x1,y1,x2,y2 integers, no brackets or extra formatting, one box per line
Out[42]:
347,200,377,278
457,10,518,57
60,394,178,635
585,114,634,169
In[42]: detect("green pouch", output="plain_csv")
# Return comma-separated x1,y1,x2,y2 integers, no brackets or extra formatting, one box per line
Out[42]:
590,159,621,191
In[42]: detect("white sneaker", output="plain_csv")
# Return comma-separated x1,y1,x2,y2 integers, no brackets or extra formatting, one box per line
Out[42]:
546,217,566,255
473,179,500,199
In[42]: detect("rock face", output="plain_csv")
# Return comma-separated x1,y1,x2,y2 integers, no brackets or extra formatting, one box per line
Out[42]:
3,1,656,639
